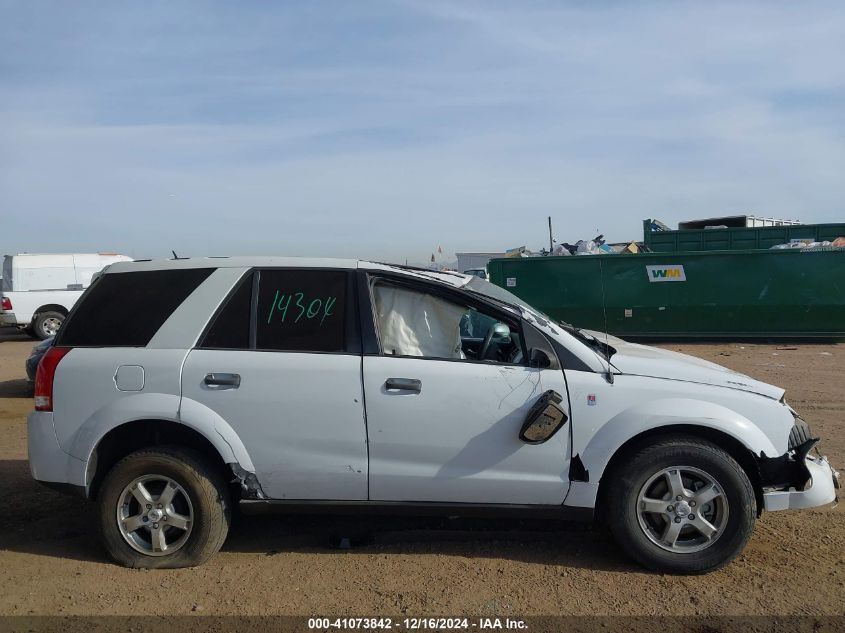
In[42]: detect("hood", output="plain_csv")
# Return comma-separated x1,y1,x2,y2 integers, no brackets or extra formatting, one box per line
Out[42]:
581,330,785,400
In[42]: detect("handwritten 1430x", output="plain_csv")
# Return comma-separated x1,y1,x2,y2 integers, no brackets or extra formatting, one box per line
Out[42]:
266,290,337,325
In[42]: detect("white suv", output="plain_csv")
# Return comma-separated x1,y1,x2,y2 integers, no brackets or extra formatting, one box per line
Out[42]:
28,257,839,571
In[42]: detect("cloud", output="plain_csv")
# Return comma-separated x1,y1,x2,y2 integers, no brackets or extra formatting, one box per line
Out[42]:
1,1,843,261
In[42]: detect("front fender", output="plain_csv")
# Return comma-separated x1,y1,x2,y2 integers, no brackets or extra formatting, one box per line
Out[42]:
578,397,779,479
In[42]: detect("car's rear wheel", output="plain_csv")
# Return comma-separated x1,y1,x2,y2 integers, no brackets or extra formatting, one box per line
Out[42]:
97,446,231,568
605,436,756,574
31,311,64,339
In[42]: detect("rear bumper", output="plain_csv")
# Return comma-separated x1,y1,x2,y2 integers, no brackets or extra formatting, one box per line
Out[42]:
763,456,840,511
27,411,88,493
0,311,18,326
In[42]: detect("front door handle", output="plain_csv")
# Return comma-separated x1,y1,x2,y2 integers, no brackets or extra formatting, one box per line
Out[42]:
385,378,422,394
204,373,241,389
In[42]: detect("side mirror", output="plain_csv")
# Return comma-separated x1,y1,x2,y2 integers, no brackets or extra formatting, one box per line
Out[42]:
519,390,568,444
529,348,552,369
491,322,510,339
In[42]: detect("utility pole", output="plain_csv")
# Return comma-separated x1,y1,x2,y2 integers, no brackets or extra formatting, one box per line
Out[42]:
548,216,554,252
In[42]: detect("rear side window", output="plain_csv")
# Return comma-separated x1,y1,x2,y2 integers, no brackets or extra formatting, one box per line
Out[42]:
256,269,346,352
200,273,253,349
57,268,213,347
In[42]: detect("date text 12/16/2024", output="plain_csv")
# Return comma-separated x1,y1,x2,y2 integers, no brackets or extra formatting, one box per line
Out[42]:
307,617,528,630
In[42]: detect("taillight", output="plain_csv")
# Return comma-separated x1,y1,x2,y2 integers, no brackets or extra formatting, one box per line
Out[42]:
0,296,11,311
34,347,71,411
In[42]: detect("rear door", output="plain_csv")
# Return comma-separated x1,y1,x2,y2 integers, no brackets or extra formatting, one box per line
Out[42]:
180,268,368,500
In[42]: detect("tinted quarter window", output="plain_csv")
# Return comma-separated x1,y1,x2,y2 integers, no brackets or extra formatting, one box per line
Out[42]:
200,272,253,350
256,269,346,352
58,268,213,347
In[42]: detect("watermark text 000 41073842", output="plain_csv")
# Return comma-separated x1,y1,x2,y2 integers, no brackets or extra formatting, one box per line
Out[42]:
2,616,844,633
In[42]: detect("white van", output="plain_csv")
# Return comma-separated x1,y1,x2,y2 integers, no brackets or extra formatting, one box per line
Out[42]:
0,253,132,339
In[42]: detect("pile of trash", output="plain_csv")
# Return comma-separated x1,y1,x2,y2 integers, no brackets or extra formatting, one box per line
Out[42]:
505,235,650,257
552,234,645,256
505,235,646,258
770,237,845,251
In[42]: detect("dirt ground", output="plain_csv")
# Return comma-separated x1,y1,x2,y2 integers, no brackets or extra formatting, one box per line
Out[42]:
0,327,842,617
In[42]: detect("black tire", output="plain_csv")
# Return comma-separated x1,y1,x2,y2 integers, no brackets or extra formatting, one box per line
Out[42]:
604,436,756,574
97,446,231,569
31,311,64,340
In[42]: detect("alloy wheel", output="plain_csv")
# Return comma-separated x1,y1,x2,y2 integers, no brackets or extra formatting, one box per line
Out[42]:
636,465,729,553
116,474,194,556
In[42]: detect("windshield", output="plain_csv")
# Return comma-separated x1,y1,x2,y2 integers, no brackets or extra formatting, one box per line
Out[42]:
464,276,615,361
465,277,556,324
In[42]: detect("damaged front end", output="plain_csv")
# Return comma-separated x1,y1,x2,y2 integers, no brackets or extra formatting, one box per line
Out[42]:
230,463,267,500
758,417,840,512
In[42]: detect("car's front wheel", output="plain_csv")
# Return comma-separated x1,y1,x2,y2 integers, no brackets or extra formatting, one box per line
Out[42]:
97,446,231,568
605,436,756,574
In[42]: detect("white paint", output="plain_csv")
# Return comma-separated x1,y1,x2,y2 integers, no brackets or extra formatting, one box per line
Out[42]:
363,356,570,504
181,349,367,500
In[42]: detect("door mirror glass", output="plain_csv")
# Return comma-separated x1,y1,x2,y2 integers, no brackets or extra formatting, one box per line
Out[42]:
490,322,510,339
519,390,568,444
529,348,552,369
479,321,511,361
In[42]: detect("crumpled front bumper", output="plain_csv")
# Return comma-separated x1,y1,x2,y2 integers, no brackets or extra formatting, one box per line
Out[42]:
763,455,840,511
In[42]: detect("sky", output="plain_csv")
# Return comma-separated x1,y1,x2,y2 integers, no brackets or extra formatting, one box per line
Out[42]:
1,1,844,264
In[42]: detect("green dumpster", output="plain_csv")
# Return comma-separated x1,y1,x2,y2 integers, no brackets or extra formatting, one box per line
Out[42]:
488,248,845,339
643,219,845,252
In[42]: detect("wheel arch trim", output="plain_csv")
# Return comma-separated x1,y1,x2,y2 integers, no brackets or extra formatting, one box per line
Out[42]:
564,399,777,509
577,399,778,480
69,393,257,496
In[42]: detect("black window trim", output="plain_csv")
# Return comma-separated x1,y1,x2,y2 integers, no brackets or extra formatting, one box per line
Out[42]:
197,266,361,356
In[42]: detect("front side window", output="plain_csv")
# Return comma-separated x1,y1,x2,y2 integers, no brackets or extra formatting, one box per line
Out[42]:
372,281,523,364
256,269,347,352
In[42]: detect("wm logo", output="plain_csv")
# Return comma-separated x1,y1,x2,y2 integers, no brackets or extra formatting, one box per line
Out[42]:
646,265,686,282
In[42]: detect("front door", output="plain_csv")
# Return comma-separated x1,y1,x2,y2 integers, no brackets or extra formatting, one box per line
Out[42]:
362,278,571,505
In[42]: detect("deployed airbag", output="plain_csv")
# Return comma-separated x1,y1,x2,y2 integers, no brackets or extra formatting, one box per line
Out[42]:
374,284,465,358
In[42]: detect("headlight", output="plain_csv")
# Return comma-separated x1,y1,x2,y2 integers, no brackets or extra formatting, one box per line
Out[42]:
788,411,812,450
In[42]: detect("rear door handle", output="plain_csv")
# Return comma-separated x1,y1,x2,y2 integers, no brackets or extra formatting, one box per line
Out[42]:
385,378,422,393
204,373,241,389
